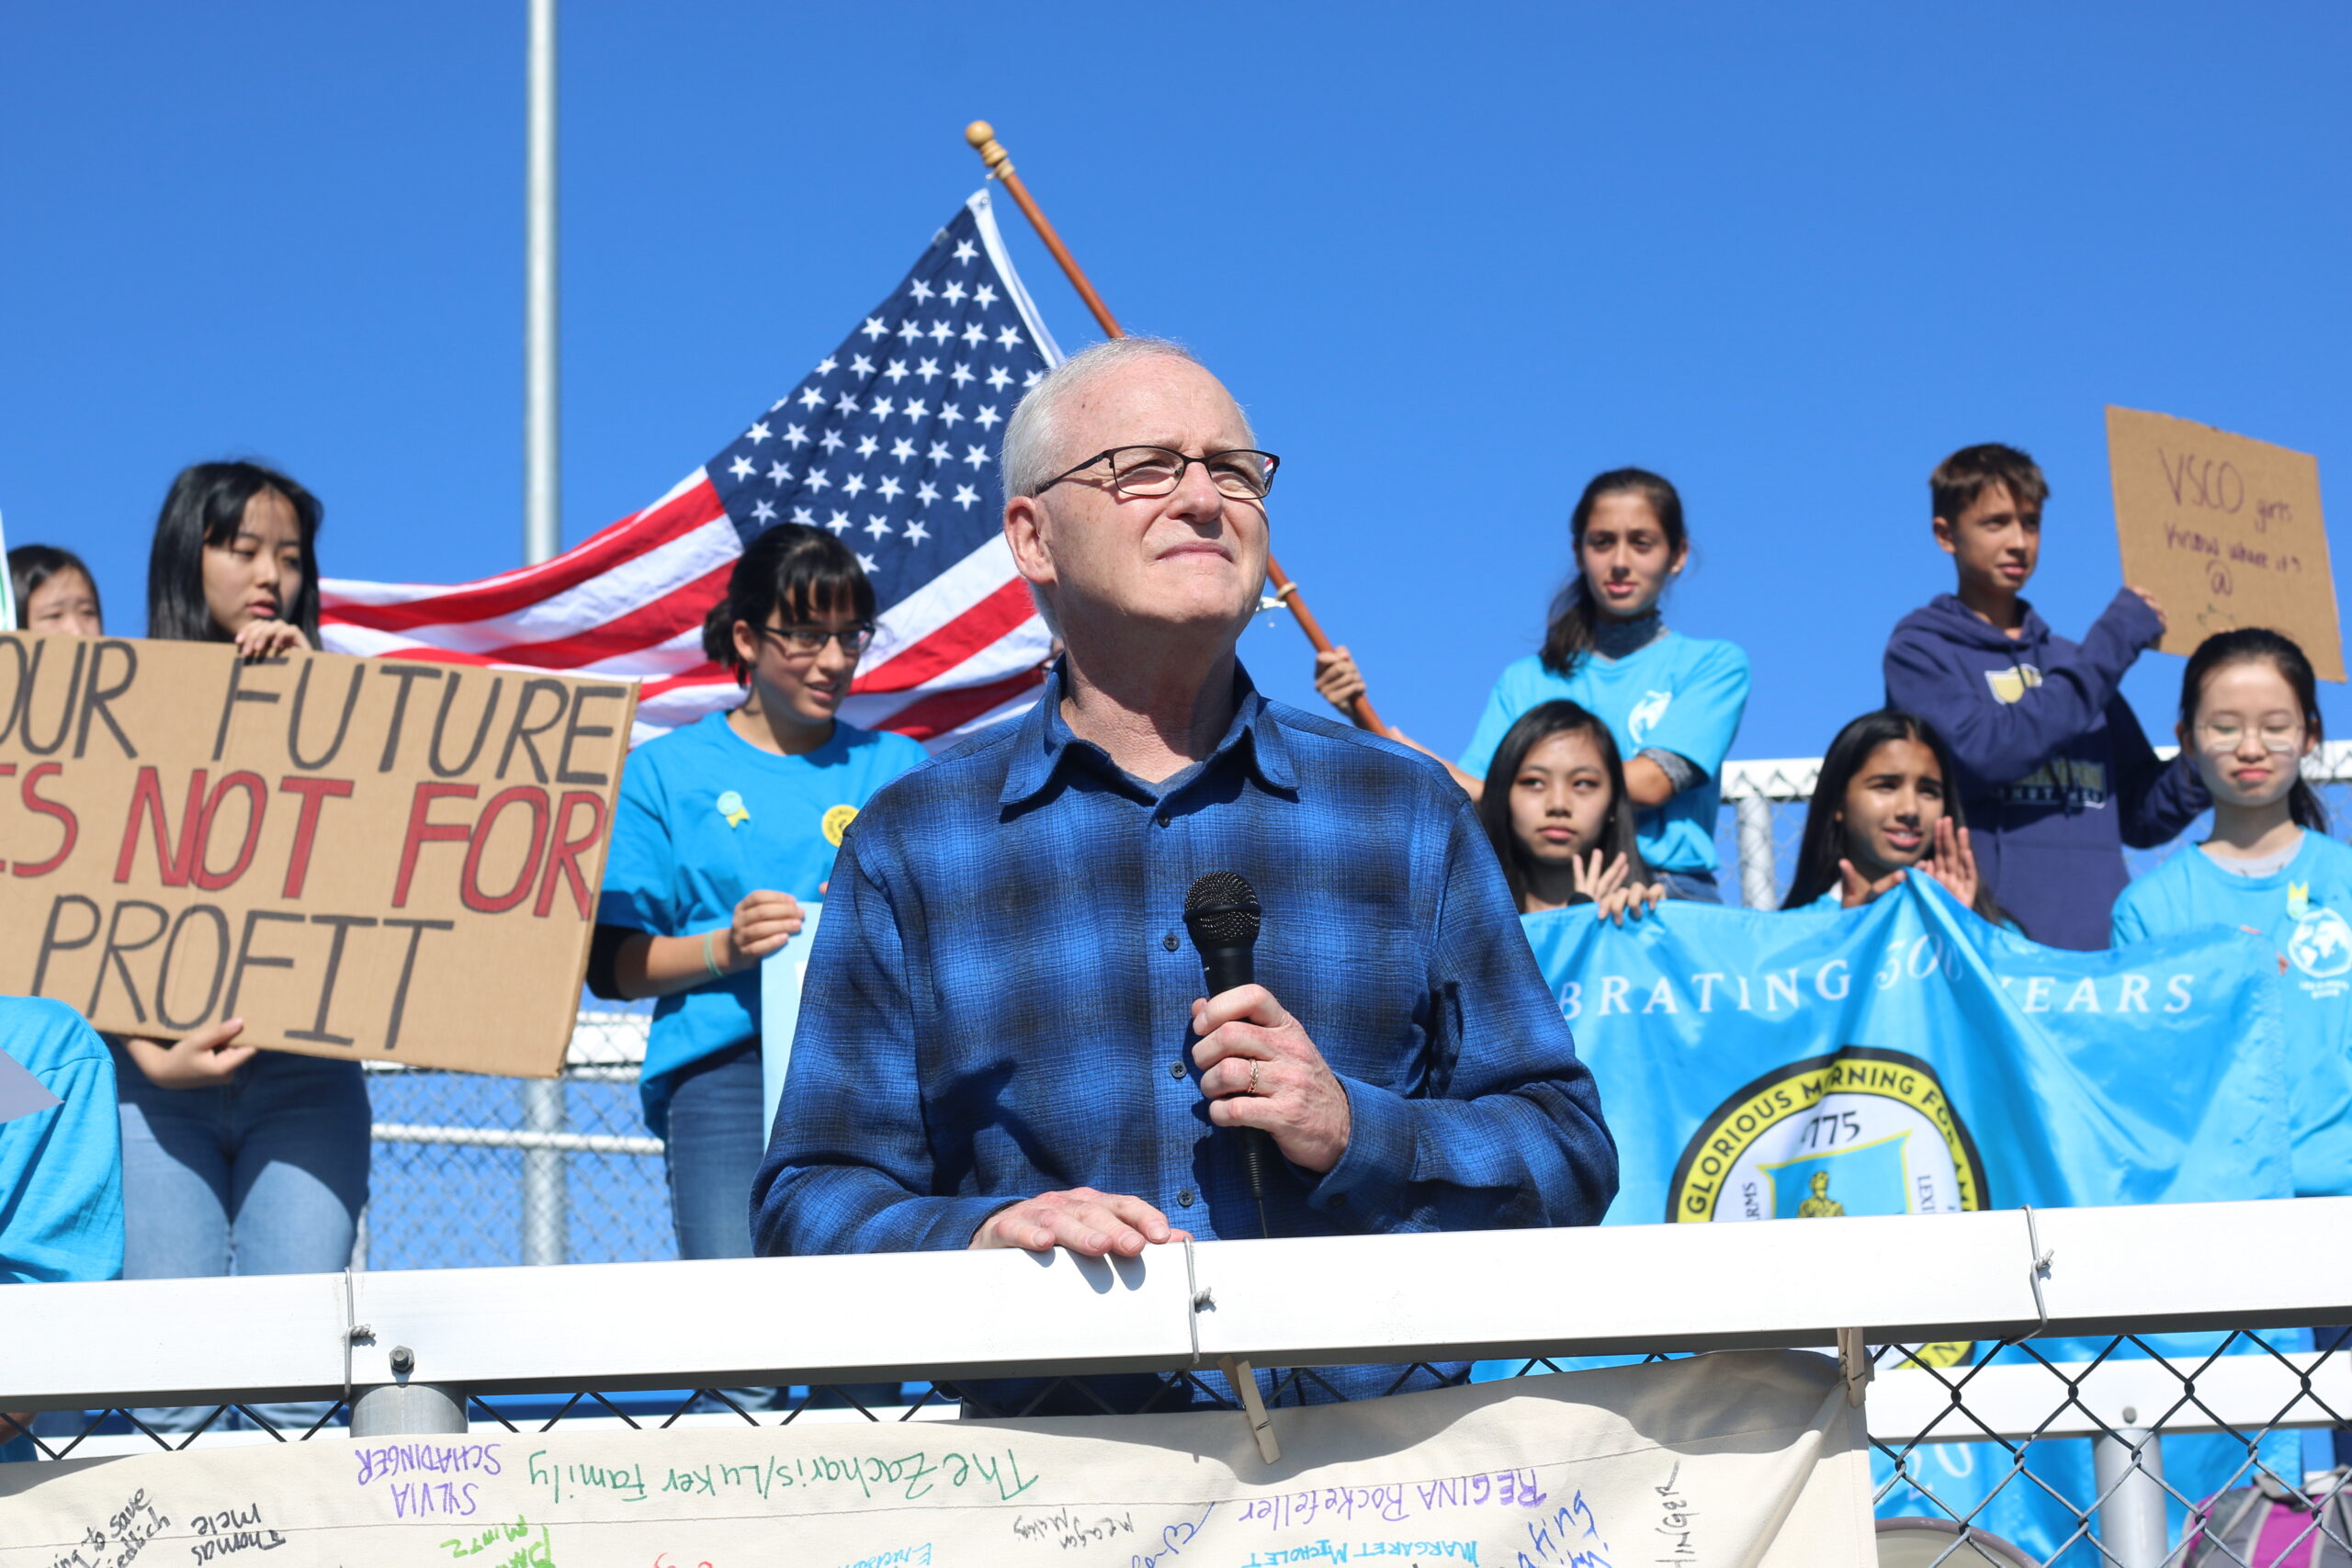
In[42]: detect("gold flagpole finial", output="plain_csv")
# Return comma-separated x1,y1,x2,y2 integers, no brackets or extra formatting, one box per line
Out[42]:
964,121,1012,179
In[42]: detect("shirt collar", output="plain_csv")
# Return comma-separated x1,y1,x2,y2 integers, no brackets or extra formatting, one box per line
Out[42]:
1000,659,1298,807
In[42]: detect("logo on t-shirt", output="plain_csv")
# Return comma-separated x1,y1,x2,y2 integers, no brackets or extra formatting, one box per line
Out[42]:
1627,689,1674,747
1984,664,2043,705
2288,897,2352,989
821,805,859,847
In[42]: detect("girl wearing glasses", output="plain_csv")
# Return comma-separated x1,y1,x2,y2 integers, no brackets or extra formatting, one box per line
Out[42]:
1317,468,1747,902
2111,627,2352,1197
589,524,927,1260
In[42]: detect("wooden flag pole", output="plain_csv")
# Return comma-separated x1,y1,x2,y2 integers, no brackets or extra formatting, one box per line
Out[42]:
965,120,1388,736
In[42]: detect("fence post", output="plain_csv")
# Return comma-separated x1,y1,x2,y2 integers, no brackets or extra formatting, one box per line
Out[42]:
350,1380,468,1438
522,1078,568,1267
2092,1423,2170,1568
1736,795,1777,910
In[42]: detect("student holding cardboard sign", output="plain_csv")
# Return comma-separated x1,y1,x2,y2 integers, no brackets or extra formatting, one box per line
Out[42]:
588,525,924,1262
1882,444,2208,951
104,461,370,1432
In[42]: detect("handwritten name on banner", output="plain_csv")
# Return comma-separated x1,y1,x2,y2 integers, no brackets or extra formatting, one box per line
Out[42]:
0,1352,1871,1568
0,636,636,1077
2107,405,2342,681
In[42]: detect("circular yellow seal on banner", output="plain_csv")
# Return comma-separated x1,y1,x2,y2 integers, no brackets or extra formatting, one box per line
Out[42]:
1668,1046,1990,1369
820,805,859,847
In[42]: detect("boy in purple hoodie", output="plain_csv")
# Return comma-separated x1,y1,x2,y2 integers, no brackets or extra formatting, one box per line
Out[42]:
1882,444,2208,950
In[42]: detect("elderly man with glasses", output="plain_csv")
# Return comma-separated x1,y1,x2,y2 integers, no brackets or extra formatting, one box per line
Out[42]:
752,337,1616,1411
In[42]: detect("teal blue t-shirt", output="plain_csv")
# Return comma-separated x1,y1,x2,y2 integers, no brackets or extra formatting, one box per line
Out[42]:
1458,634,1750,874
597,712,929,1131
2111,830,2352,1197
0,997,122,1286
0,996,120,1463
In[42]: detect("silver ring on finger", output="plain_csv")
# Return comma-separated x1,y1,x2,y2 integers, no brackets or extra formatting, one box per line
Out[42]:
1247,1061,1261,1097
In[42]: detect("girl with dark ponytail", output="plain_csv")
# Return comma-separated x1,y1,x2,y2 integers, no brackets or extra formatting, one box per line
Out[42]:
589,525,927,1263
1315,468,1749,901
2112,627,2351,1196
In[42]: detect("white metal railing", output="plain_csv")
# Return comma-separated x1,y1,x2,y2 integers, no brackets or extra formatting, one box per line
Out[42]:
1721,739,2352,805
7,1200,2348,1419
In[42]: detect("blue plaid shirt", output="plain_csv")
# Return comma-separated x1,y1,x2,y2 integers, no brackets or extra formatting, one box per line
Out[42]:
752,663,1615,1402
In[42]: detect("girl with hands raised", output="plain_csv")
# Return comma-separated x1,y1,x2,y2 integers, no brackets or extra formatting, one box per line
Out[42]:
1781,710,2009,926
1476,700,1664,924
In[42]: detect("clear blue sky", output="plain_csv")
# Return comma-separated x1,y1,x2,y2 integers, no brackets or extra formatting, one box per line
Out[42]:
5,3,2346,761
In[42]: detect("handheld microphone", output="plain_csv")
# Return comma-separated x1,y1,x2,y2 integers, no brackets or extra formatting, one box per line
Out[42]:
1183,871,1272,1235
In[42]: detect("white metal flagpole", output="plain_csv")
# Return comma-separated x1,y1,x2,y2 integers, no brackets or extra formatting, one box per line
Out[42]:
524,0,560,569
520,0,569,1269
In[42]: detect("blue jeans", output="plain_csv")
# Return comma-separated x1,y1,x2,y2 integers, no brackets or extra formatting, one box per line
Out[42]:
662,1041,765,1261
113,1044,370,1433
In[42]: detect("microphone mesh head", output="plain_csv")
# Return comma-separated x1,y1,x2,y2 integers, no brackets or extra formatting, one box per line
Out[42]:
1184,871,1261,945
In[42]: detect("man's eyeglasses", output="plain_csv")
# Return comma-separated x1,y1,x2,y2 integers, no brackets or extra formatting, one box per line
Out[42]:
751,623,876,658
2196,718,2305,752
1035,445,1280,501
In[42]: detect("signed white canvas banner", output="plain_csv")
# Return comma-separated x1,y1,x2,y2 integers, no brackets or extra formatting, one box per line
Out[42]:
0,1350,1871,1567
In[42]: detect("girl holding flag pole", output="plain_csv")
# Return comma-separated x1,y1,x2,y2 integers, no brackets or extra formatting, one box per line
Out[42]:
1316,468,1748,901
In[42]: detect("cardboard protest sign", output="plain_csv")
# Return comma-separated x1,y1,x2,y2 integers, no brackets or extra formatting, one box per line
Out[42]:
0,636,635,1077
2107,405,2342,680
0,1350,1873,1567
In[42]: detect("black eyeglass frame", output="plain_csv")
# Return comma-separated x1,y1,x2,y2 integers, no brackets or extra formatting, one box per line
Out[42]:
1033,445,1282,501
747,622,878,658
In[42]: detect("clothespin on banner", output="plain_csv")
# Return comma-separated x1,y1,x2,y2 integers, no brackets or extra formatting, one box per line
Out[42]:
1184,1240,1281,1464
1218,1355,1283,1465
1836,1326,1873,1408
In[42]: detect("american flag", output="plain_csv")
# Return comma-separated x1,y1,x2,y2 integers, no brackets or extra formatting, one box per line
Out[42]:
320,189,1061,747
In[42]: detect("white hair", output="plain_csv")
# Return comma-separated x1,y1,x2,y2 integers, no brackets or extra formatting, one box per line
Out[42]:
999,335,1253,500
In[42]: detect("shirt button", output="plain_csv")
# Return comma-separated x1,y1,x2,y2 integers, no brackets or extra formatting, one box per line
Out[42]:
1169,1059,1186,1078
1155,811,1172,828
1162,931,1180,952
1176,1189,1196,1208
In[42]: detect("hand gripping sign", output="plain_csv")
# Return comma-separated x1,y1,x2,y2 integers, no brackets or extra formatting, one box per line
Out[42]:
0,635,635,1077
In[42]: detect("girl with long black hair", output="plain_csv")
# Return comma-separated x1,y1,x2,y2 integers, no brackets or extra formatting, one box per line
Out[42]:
1476,700,1663,922
112,461,361,1432
1781,709,2006,923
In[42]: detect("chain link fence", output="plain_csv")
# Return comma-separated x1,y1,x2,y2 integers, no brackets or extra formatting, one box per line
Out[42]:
358,1010,667,1271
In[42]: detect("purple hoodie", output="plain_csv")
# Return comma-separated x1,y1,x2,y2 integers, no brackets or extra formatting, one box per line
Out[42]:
1882,589,2208,951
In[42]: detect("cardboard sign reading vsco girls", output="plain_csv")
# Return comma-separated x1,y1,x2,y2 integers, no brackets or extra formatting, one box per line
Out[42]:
2106,405,2343,680
0,635,635,1077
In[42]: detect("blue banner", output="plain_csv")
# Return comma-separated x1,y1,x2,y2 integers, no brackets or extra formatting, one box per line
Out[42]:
1512,877,2298,1562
